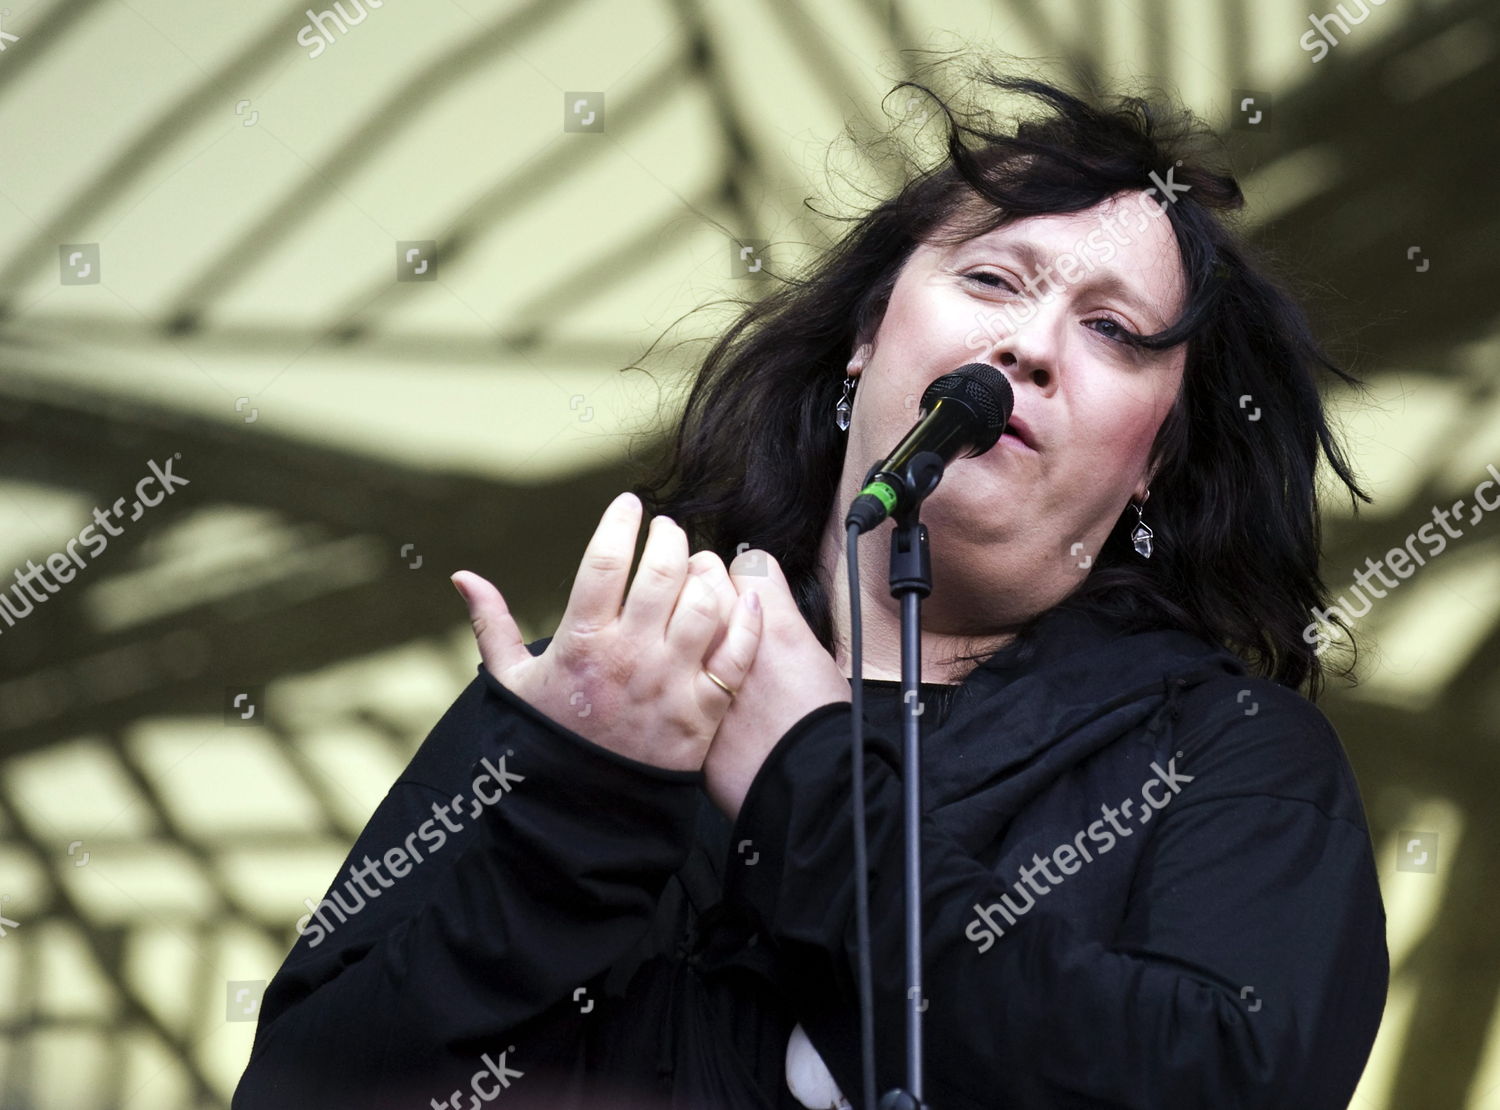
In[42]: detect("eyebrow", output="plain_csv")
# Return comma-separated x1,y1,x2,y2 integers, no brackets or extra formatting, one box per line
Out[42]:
953,237,1170,331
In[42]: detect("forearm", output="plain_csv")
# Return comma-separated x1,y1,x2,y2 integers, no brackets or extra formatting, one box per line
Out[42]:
236,667,704,1105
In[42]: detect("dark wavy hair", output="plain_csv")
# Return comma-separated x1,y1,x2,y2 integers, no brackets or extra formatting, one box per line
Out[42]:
633,66,1370,698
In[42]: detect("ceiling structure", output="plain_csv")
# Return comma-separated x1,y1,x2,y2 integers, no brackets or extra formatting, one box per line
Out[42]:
0,0,1497,1105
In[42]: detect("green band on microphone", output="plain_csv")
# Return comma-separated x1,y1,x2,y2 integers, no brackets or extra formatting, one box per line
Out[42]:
860,481,898,514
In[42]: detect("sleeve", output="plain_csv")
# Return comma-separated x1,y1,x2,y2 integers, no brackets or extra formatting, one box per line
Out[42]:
233,656,705,1109
722,683,1389,1110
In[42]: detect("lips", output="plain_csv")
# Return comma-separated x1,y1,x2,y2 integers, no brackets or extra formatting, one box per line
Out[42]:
1001,413,1037,451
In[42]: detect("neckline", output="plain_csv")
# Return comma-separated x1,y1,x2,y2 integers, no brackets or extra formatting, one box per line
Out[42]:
857,677,961,690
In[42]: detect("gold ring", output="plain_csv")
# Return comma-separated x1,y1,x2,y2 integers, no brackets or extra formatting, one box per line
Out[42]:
703,669,737,698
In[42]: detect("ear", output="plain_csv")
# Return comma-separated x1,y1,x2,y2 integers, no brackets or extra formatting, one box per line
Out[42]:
1132,467,1157,504
847,340,874,377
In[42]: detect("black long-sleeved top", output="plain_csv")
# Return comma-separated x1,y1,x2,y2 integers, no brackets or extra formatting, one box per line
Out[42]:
233,606,1388,1109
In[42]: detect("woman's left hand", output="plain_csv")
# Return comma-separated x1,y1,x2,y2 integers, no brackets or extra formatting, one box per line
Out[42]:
697,549,851,823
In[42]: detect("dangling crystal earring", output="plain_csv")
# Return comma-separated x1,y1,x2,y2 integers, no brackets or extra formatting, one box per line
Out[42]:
1130,490,1154,559
834,377,856,431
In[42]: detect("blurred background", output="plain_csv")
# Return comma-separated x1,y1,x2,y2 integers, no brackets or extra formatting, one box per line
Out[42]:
0,0,1496,1106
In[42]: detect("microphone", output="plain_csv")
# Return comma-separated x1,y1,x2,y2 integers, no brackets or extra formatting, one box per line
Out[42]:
844,363,1013,534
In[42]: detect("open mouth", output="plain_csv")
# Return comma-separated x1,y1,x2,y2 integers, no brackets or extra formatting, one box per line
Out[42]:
1000,419,1036,451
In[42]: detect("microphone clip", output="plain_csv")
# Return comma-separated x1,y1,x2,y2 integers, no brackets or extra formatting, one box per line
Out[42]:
845,451,946,534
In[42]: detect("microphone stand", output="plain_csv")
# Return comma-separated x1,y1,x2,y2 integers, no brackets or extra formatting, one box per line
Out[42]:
844,365,1009,1108
879,453,943,1110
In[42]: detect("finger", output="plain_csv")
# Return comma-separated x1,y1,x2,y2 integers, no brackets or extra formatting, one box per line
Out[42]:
558,492,642,635
729,548,788,606
699,588,762,699
682,552,737,641
619,514,690,638
663,572,721,673
452,570,531,678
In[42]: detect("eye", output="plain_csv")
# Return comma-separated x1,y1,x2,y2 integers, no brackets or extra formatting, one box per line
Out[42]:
962,266,1145,348
1086,317,1134,344
962,270,1018,293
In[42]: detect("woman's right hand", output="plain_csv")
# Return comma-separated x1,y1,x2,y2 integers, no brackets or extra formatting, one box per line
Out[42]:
449,492,762,772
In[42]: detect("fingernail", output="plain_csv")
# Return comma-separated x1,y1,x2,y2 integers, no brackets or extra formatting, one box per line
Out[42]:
744,590,760,614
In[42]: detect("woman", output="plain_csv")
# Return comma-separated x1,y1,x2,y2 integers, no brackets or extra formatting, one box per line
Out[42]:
234,72,1387,1109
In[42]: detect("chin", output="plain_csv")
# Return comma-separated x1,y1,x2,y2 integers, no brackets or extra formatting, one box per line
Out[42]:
915,476,1014,539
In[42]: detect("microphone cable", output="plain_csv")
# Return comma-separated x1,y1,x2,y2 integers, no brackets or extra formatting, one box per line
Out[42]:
846,521,877,1110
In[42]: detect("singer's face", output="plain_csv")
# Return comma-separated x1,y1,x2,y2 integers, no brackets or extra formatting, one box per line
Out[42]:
842,190,1189,630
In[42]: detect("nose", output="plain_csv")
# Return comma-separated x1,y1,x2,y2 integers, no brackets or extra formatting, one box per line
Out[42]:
995,349,1049,392
989,324,1055,395
975,296,1060,394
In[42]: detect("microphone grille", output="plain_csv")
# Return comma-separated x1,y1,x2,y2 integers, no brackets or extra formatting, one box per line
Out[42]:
923,363,1014,447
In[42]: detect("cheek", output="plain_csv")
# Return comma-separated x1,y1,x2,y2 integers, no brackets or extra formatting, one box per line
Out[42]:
855,284,968,429
874,267,973,354
1115,397,1169,462
1069,373,1180,485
